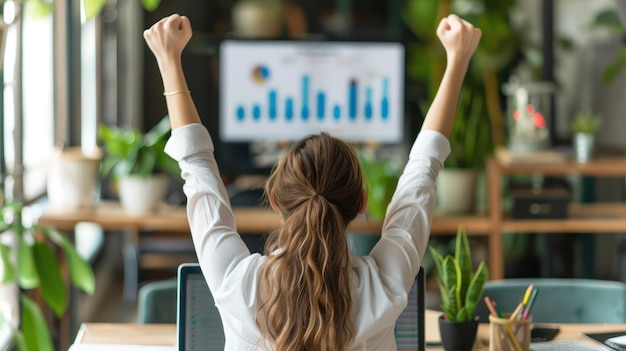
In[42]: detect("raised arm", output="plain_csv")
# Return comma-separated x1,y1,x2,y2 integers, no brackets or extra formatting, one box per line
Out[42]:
420,14,482,137
368,15,481,294
143,14,200,130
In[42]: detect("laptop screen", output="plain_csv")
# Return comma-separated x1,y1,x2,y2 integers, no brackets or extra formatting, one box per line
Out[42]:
177,264,225,351
177,264,424,351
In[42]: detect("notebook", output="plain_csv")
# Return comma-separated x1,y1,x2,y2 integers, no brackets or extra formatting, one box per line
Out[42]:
583,330,626,351
176,263,425,351
529,339,604,351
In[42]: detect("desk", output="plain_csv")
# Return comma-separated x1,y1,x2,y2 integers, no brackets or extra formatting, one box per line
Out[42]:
73,322,626,350
39,202,490,349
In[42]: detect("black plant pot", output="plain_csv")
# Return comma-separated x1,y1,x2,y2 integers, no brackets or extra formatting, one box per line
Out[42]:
439,315,480,351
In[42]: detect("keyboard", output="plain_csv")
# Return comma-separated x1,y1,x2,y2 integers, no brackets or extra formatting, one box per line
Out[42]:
530,340,604,351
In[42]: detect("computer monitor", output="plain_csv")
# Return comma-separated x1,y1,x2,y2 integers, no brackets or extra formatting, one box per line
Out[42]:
219,40,405,143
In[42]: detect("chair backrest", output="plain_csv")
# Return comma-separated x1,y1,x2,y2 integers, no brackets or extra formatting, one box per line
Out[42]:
476,278,626,323
137,279,178,324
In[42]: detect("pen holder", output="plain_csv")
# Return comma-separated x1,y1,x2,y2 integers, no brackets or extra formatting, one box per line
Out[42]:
489,314,532,351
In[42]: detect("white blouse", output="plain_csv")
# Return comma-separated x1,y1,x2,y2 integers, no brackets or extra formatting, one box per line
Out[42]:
164,123,450,350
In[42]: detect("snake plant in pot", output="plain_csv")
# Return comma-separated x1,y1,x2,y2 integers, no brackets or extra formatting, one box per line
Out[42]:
0,194,95,351
429,226,488,351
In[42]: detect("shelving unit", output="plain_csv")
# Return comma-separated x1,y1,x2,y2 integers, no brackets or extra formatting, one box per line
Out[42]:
484,154,626,280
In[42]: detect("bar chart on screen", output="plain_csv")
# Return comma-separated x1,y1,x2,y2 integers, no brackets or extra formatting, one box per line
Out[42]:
220,40,405,143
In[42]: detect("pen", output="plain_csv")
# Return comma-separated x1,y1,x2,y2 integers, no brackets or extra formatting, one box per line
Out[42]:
522,284,533,303
509,303,524,321
494,303,504,319
522,288,538,320
484,296,499,317
521,284,534,307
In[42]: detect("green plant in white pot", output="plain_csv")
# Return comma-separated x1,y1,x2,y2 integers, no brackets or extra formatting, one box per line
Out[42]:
571,112,602,163
429,226,488,351
0,194,95,351
99,115,180,215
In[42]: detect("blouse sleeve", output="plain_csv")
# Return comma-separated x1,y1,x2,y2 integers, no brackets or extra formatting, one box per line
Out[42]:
368,130,450,293
164,123,251,293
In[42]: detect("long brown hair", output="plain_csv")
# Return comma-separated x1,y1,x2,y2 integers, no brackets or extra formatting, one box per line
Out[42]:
256,133,364,351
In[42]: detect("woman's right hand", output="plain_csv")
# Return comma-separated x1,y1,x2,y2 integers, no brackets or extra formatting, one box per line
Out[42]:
436,14,482,65
143,14,193,66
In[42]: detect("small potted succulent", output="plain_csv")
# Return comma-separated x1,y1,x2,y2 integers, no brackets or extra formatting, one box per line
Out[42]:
571,112,602,163
429,226,488,351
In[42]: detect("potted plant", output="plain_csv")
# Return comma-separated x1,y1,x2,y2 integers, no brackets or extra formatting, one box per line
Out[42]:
0,193,95,351
99,115,180,215
429,226,488,351
571,112,602,163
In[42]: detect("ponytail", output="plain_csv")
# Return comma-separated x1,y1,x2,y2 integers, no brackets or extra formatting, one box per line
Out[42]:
256,133,363,351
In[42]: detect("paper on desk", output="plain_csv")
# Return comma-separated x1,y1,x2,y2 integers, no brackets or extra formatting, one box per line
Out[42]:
68,344,176,351
426,309,442,345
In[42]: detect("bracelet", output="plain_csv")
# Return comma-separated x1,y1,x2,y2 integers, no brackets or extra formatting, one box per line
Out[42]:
163,89,191,96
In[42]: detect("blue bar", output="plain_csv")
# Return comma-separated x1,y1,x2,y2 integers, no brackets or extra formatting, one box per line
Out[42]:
301,75,310,120
349,79,358,121
269,90,277,120
365,87,373,121
381,78,389,120
286,97,294,121
236,105,245,121
252,104,261,121
317,91,325,121
333,104,341,121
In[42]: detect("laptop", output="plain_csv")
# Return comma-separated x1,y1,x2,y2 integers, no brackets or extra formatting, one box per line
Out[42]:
177,264,225,351
176,263,425,351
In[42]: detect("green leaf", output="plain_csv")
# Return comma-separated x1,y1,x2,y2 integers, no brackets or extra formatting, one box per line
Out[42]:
39,226,95,295
455,226,472,305
403,0,439,39
144,115,171,147
17,234,40,289
590,9,626,35
33,242,67,317
603,47,626,83
20,293,54,351
141,0,161,12
13,329,28,351
134,147,157,178
465,261,488,318
0,243,14,284
25,0,54,18
442,256,459,319
83,0,106,21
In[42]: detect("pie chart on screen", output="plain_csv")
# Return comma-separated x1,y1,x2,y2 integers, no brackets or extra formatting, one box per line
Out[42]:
252,65,270,84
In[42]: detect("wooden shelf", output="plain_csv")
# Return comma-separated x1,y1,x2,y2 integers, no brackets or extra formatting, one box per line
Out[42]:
502,203,626,233
495,154,626,176
431,212,492,235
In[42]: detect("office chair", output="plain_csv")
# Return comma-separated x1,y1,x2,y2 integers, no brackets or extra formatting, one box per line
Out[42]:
137,279,178,324
476,278,626,323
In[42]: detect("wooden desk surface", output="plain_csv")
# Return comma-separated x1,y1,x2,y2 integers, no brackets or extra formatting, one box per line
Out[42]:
38,201,386,235
75,322,626,350
74,323,176,345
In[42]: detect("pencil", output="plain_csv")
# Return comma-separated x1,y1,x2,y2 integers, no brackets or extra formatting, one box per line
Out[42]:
522,288,538,320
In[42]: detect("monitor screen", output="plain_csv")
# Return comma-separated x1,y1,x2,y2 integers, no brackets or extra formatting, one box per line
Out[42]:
219,40,405,143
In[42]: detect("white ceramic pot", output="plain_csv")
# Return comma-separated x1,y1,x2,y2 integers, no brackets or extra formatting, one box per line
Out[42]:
575,133,595,163
436,169,478,215
118,174,169,216
47,147,102,210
